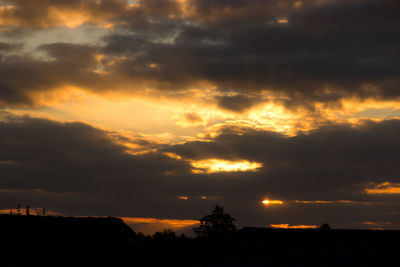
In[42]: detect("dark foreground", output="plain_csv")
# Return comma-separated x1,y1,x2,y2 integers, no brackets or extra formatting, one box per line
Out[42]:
1,215,399,266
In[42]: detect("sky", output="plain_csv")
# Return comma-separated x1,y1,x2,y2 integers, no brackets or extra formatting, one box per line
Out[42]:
1,0,400,234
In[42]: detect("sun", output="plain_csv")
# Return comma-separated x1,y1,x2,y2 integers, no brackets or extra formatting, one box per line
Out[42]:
262,199,283,205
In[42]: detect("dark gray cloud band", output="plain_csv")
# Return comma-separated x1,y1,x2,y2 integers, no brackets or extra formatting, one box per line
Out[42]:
2,114,400,227
0,0,399,110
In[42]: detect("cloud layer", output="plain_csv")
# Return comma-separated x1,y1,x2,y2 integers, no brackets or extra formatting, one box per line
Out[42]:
1,0,400,231
0,0,399,111
1,114,400,228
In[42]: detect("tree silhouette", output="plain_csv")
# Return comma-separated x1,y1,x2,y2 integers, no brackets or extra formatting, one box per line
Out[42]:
320,223,331,230
152,228,178,242
193,205,236,238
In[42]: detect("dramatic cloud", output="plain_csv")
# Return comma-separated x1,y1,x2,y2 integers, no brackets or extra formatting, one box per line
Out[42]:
101,0,400,109
0,115,192,211
2,114,400,229
168,119,400,200
0,43,102,106
0,0,399,111
0,0,183,29
1,0,400,231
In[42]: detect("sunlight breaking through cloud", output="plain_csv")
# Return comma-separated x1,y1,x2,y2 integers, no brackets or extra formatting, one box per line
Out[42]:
191,159,262,173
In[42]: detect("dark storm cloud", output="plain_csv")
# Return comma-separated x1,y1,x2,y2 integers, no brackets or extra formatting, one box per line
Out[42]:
0,43,105,106
186,0,301,25
291,0,400,32
167,119,400,200
1,0,399,111
0,115,259,219
0,115,190,193
2,114,400,227
100,0,400,110
2,0,400,229
0,114,203,217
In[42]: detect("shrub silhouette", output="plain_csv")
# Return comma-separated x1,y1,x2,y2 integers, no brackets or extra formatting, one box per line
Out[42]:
152,228,178,241
193,205,236,238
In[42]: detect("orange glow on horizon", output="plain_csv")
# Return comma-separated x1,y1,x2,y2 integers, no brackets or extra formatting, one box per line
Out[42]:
121,216,200,235
361,221,393,230
270,224,317,229
362,221,392,226
121,217,199,228
177,196,189,200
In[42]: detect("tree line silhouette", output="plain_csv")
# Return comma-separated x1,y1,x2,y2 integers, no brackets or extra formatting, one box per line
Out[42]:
1,204,398,266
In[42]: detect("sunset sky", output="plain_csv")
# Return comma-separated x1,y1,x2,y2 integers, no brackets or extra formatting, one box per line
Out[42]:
1,0,400,233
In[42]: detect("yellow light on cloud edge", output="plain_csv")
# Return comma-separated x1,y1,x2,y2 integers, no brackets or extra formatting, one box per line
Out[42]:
365,182,400,195
191,159,262,173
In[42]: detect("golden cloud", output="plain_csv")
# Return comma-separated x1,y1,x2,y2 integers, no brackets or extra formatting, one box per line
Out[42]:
365,182,400,195
0,0,188,29
191,159,262,173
